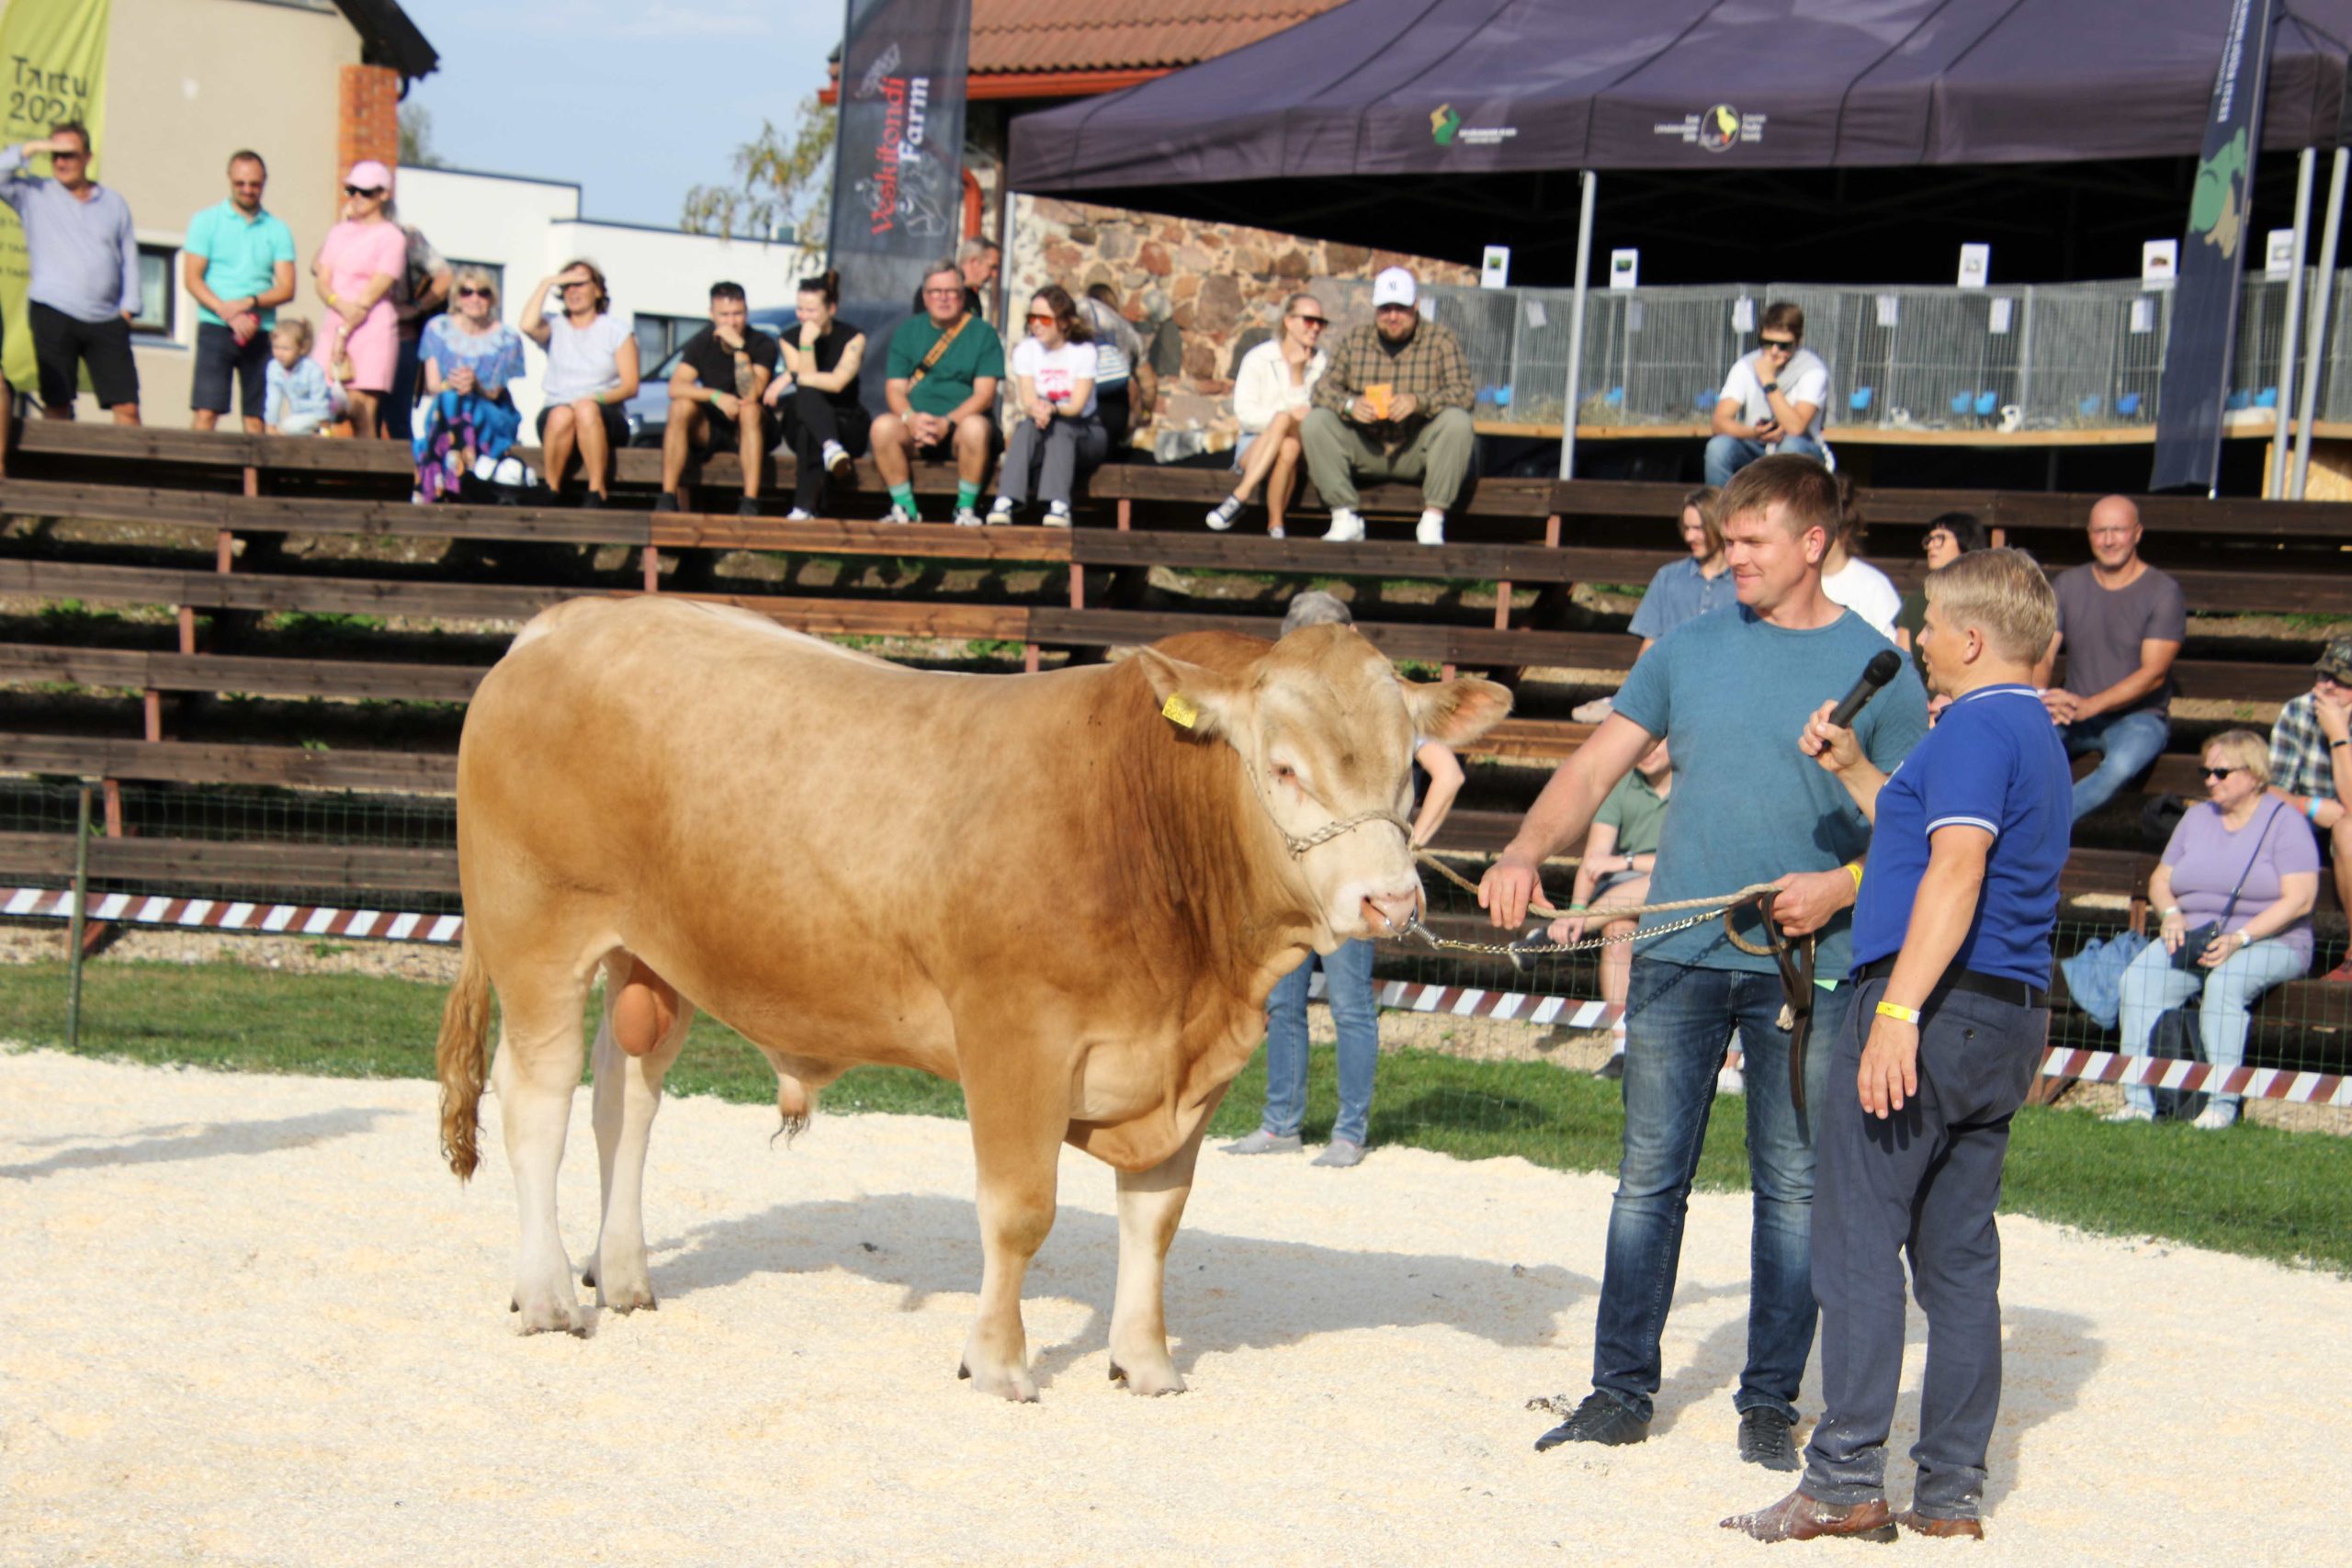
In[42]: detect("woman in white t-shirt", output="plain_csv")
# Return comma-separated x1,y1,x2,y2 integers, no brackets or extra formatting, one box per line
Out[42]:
987,286,1105,526
517,258,640,507
1206,292,1329,537
1819,474,1902,640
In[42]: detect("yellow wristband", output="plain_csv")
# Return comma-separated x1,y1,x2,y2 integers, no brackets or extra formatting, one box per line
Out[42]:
1874,999,1921,1025
1846,862,1864,892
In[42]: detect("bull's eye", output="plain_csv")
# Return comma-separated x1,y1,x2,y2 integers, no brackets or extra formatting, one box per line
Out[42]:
1271,763,1297,786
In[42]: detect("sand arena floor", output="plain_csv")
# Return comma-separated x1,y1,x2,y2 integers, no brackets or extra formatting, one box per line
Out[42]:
1,1047,2345,1566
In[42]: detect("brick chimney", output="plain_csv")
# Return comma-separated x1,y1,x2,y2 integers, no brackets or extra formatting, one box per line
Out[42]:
336,64,401,198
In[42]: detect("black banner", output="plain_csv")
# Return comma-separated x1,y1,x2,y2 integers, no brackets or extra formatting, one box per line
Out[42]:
828,0,973,404
2153,0,2281,493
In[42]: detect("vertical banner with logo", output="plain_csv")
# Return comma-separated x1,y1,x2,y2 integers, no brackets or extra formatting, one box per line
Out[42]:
829,0,971,402
2152,0,2279,492
0,0,110,392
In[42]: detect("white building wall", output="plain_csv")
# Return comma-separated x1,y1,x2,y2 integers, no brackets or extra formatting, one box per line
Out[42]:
397,167,817,425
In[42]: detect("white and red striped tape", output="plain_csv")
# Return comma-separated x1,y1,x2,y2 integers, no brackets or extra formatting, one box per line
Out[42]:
2,886,463,944
1312,973,1624,1031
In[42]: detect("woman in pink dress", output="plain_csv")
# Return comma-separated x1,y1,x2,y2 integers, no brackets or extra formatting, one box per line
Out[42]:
310,159,405,438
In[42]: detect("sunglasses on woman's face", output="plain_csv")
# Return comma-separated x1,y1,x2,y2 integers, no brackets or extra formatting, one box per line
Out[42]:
1291,314,1329,328
2203,765,2242,781
344,185,385,198
455,286,492,300
1027,312,1057,324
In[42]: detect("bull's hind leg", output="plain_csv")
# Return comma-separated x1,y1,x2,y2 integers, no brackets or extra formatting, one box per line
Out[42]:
1109,1111,1216,1396
586,954,693,1314
957,1059,1069,1402
492,965,592,1335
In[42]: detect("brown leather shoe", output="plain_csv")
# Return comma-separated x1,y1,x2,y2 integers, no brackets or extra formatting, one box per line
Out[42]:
1895,1508,1985,1540
1721,1489,1896,1542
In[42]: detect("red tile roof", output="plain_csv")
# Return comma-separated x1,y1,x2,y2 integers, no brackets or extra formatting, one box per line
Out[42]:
970,0,1347,75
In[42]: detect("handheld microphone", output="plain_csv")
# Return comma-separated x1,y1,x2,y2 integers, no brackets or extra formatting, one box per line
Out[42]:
1826,649,1904,729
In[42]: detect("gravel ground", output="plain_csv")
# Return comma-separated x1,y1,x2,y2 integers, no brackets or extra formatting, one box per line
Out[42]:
1,1048,2345,1566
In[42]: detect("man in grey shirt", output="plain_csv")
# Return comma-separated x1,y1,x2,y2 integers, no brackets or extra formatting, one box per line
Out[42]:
0,123,141,423
2031,496,2187,822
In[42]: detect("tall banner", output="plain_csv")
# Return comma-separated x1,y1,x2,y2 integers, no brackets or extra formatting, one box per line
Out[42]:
828,0,972,405
2152,0,2279,493
0,0,111,392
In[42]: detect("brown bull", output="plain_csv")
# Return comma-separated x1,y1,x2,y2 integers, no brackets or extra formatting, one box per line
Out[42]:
435,596,1508,1399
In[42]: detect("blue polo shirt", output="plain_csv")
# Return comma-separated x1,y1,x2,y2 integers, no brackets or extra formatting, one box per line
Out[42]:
1849,683,2071,987
185,198,296,329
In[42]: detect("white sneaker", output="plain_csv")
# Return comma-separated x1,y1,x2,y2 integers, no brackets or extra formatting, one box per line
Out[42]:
1043,502,1072,528
471,455,499,482
821,439,854,478
1416,508,1446,546
785,507,815,521
1716,1065,1746,1097
953,507,985,528
1323,508,1365,542
2191,1103,2239,1131
2102,1104,2155,1124
885,503,919,525
1267,525,1285,538
985,499,1015,526
1205,496,1243,531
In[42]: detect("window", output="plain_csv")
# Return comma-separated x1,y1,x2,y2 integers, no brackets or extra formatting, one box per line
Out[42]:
631,313,697,369
131,243,175,336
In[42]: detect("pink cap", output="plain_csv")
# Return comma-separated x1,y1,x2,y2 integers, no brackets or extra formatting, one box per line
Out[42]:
345,159,393,194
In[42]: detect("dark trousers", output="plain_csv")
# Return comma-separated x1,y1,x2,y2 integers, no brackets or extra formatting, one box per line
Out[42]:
1803,972,2045,1522
998,412,1108,508
775,387,870,513
383,331,424,441
1096,382,1132,454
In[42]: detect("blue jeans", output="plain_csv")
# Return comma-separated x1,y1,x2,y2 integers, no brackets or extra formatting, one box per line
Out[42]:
2115,933,2305,1114
1261,940,1380,1145
2061,708,2168,821
1703,431,1826,486
1593,958,1846,1423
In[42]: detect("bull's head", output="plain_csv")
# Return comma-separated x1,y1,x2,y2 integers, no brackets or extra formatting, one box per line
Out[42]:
1136,625,1511,951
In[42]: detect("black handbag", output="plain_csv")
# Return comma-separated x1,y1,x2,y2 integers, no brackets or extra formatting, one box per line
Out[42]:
2169,801,2283,973
2146,1003,2210,1122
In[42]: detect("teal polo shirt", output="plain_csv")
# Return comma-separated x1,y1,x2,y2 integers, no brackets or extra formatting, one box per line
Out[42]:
185,199,296,329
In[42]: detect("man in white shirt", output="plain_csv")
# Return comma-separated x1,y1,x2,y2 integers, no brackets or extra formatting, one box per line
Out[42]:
1706,302,1830,486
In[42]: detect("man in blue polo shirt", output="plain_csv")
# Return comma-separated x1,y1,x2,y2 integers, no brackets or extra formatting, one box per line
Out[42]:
1724,547,2069,1545
183,150,296,434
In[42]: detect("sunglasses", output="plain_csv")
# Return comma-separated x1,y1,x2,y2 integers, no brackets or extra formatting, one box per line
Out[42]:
455,286,492,299
2203,765,2243,781
344,185,385,197
51,148,85,160
1291,314,1329,327
1027,312,1057,323
1758,336,1797,351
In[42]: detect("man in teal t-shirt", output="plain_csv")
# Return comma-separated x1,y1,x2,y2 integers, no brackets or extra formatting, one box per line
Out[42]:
872,258,1006,525
183,150,296,434
1482,455,1928,1469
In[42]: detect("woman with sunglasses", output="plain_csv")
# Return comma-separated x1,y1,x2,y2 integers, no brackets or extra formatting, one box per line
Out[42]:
2109,729,2319,1129
413,267,526,502
517,260,639,508
1207,293,1329,536
985,286,1102,526
310,160,407,438
1894,512,1987,656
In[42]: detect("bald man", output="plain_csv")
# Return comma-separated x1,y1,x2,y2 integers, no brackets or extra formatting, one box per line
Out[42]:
2030,497,2185,823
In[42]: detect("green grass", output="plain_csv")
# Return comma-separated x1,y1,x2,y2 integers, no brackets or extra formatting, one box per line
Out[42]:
3,958,2346,1272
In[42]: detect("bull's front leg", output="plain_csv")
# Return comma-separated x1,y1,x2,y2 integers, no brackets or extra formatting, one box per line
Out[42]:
957,1061,1069,1402
1108,1103,1216,1395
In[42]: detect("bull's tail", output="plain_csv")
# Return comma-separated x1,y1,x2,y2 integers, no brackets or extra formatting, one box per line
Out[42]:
435,933,492,1180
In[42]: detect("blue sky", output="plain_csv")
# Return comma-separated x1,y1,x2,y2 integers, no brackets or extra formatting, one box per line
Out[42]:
396,0,843,230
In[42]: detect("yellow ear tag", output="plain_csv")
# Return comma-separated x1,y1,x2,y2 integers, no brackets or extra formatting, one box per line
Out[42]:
1161,693,1200,729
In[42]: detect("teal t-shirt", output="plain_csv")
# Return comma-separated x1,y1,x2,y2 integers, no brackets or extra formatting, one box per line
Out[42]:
185,199,296,329
887,313,1006,417
1611,604,1928,976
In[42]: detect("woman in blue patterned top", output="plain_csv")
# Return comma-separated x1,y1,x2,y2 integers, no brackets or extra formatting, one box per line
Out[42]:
413,266,526,502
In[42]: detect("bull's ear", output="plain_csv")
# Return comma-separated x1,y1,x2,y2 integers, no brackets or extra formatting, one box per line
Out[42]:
1402,674,1513,746
1134,648,1250,742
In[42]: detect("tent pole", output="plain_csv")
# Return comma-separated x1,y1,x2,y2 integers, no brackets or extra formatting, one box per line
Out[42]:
2268,147,2316,498
1558,169,1597,480
2291,146,2348,499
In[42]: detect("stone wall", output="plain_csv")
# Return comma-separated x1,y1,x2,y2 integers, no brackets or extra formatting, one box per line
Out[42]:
1008,194,1476,460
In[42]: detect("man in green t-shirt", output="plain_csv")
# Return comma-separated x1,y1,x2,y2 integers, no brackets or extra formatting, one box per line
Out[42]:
873,258,1005,525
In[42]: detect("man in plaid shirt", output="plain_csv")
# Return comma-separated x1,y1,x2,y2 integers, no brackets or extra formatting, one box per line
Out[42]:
2268,637,2352,980
1301,266,1476,545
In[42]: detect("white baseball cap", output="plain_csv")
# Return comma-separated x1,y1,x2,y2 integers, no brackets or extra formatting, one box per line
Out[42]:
1371,266,1418,309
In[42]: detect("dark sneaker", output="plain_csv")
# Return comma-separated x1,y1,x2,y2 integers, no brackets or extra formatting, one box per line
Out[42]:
581,491,606,510
736,496,762,517
1738,1406,1801,1472
652,491,680,513
1534,1391,1649,1452
1593,1050,1624,1081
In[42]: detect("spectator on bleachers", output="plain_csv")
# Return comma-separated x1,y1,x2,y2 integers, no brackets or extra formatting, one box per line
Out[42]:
183,150,295,434
1821,475,1901,641
412,267,526,502
518,259,639,509
382,218,452,444
1553,735,1674,1080
1207,292,1329,536
960,236,1001,320
2267,638,2352,982
988,285,1103,527
311,162,406,440
763,267,868,521
1704,303,1826,486
1894,511,1987,654
2032,496,2185,821
1628,486,1729,654
0,124,141,424
655,281,781,518
1302,266,1475,546
1077,282,1156,456
874,258,1002,526
263,318,336,436
2109,729,2318,1129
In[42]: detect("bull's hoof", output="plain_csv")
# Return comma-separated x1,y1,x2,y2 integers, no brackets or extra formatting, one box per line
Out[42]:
599,1284,657,1314
513,1287,589,1337
580,1266,595,1290
1109,1358,1187,1396
960,1360,1039,1402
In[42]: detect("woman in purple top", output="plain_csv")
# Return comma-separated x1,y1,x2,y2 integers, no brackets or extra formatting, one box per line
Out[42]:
2111,728,2319,1128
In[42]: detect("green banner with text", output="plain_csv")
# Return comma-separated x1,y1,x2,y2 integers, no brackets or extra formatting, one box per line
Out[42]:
0,0,111,391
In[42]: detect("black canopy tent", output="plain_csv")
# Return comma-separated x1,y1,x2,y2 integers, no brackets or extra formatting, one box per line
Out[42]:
1011,0,2352,483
